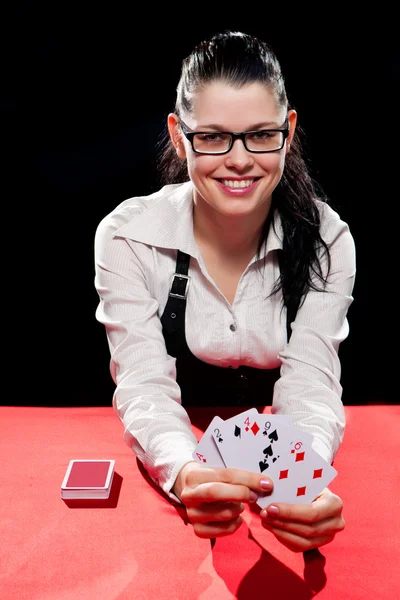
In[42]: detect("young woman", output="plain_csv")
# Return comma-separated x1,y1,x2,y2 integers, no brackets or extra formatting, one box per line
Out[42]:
94,31,355,552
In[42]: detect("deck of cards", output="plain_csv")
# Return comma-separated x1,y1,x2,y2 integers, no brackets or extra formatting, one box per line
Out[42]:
60,459,115,499
192,408,337,508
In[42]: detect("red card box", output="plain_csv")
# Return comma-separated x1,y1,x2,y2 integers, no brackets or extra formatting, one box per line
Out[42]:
61,459,115,499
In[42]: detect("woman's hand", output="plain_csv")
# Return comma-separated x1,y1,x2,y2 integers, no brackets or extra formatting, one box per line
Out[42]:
173,461,273,539
259,487,345,552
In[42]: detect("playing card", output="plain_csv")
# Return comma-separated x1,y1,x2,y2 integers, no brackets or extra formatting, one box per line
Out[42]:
60,459,115,499
192,416,226,467
192,408,259,468
214,413,313,475
256,445,337,507
192,408,334,507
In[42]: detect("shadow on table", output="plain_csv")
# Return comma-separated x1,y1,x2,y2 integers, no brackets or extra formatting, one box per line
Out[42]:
136,407,329,597
136,458,190,523
211,525,327,599
136,455,328,598
61,471,123,509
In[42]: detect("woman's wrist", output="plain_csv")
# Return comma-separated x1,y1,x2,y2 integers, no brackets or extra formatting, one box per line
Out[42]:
172,461,198,500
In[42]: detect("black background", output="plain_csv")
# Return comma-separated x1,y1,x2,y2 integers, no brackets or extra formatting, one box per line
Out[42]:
5,4,398,406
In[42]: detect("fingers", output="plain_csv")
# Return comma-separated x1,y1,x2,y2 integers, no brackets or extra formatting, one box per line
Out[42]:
262,523,336,553
182,481,255,505
187,501,245,524
177,464,274,540
185,465,273,491
262,514,345,538
260,489,344,524
260,489,345,552
193,515,244,539
181,466,273,506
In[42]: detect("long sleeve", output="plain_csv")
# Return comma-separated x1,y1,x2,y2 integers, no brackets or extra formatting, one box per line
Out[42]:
94,206,198,501
272,204,356,464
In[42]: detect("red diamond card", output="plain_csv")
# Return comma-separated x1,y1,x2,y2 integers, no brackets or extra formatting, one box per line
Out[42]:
256,444,337,507
61,459,115,499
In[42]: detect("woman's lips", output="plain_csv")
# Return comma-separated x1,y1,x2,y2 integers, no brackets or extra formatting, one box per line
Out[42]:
215,178,260,195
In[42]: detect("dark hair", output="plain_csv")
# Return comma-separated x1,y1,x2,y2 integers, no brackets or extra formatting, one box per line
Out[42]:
156,31,331,319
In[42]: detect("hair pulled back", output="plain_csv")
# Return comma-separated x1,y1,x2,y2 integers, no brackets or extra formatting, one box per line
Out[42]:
157,31,331,317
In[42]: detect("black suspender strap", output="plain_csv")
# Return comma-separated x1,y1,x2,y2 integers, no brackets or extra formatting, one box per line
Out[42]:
162,249,298,343
162,250,191,334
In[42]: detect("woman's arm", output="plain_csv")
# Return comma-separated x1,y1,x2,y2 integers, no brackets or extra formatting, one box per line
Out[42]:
94,207,276,537
273,204,356,463
259,205,355,551
94,206,198,500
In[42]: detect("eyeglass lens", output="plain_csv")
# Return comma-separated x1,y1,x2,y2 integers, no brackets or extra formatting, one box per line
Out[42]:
192,131,285,153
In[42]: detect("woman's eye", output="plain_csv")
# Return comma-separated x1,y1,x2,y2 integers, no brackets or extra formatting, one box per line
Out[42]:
198,133,226,142
252,131,274,140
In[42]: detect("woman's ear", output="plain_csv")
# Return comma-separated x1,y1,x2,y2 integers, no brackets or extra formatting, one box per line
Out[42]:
167,113,187,158
286,109,297,154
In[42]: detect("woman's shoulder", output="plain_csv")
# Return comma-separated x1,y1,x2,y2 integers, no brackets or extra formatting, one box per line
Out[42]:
95,183,187,237
94,181,193,260
315,199,353,242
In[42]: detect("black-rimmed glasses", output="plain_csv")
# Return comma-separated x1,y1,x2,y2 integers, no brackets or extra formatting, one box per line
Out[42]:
179,118,289,155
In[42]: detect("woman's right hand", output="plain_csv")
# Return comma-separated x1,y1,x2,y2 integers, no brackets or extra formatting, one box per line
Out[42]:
172,461,274,538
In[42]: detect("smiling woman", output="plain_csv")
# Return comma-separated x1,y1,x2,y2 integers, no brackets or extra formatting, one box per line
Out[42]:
168,79,296,240
94,30,355,552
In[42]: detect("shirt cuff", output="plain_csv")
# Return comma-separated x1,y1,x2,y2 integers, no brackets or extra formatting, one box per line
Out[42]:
311,435,334,465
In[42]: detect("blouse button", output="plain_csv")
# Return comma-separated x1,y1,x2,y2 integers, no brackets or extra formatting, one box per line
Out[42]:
229,323,237,332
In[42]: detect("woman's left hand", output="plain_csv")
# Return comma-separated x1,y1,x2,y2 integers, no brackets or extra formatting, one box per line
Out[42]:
259,487,345,552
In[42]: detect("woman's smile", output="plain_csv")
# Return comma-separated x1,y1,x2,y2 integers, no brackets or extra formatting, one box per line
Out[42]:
215,177,261,195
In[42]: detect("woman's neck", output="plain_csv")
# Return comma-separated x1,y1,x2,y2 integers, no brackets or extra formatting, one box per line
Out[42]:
192,197,271,260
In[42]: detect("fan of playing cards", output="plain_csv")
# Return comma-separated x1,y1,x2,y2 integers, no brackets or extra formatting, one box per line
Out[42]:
192,408,337,508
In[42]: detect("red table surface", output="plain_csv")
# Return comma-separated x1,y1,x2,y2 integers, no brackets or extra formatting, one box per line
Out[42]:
0,404,399,600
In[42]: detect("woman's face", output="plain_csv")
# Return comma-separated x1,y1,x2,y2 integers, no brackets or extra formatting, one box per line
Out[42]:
168,80,297,221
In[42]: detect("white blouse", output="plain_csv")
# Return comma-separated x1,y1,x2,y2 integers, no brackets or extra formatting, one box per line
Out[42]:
94,181,356,501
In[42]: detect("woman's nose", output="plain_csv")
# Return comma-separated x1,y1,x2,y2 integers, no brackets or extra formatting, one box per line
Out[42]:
224,138,254,170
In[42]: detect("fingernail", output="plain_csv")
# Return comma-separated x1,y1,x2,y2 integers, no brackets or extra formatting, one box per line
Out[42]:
260,509,267,518
249,490,258,502
260,479,273,491
267,505,279,515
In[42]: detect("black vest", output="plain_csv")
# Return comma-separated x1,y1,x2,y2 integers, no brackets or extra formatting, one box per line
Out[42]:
160,250,295,407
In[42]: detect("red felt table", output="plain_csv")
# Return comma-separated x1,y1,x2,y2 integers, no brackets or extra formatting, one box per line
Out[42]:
1,405,399,600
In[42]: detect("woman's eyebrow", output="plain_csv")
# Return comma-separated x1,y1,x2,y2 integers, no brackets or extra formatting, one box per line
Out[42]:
197,121,281,130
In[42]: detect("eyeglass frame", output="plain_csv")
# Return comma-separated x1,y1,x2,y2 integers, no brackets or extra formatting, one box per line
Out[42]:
178,117,290,155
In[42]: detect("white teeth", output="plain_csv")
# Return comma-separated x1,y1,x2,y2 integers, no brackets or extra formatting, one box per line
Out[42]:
221,179,255,188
